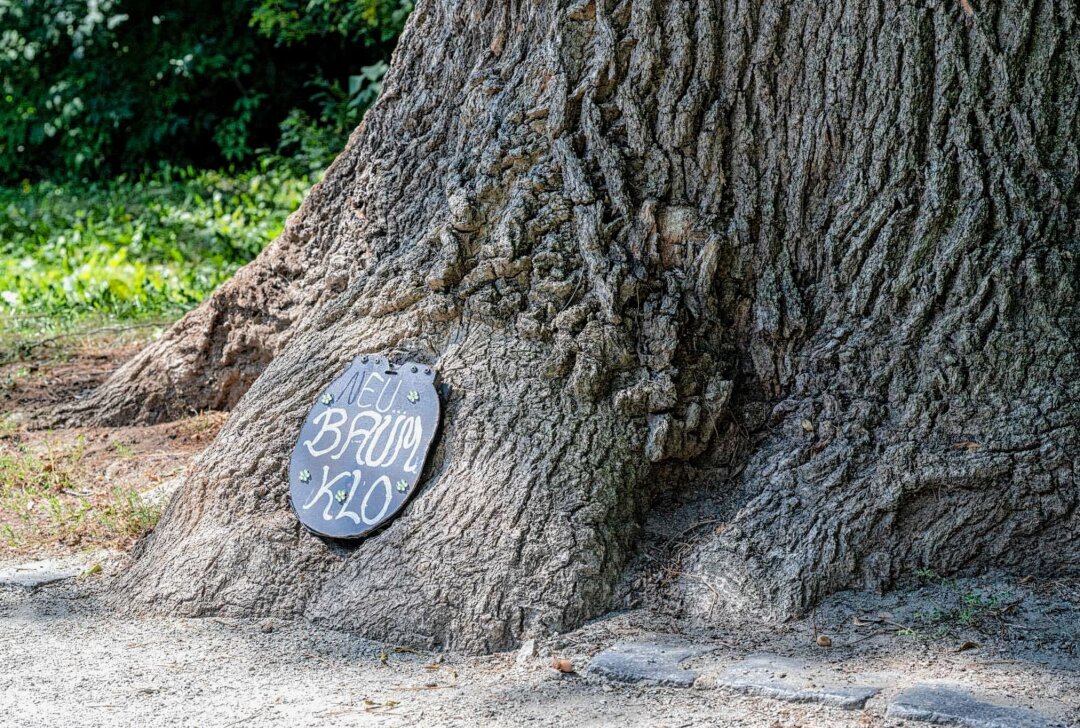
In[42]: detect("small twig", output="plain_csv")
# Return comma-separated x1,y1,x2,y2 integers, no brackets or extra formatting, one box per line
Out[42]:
0,313,58,321
967,659,1023,665
881,617,915,633
559,272,586,315
670,570,722,617
844,629,892,646
25,321,170,351
993,598,1024,616
667,518,725,544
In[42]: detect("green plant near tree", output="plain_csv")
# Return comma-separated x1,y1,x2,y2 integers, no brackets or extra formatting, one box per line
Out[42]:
897,568,1020,640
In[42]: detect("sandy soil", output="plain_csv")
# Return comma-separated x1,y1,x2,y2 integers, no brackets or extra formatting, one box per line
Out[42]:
1,563,1077,727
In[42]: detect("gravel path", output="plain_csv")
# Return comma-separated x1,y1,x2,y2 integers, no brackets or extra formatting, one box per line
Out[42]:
1,559,1077,728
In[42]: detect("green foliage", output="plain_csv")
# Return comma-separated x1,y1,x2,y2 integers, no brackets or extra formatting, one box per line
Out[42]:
0,160,312,318
277,61,389,168
0,0,411,182
251,0,411,45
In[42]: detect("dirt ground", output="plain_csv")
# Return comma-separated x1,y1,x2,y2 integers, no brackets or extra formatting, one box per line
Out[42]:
0,331,1077,727
0,334,225,557
1,562,1077,727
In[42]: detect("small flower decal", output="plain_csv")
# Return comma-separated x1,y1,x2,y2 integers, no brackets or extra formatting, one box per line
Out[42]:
335,489,348,504
395,479,408,493
320,392,334,406
406,390,420,404
298,469,311,483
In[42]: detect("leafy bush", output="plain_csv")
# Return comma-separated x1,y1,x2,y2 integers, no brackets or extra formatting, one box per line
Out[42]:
277,60,390,169
0,159,312,317
250,0,410,45
0,0,411,182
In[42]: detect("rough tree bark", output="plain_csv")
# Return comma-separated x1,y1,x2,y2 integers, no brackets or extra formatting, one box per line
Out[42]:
72,0,1078,652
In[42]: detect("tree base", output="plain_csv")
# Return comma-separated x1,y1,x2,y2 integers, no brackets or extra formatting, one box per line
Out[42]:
84,0,1080,653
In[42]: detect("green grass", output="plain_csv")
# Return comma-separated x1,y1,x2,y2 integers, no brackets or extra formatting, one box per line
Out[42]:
0,159,314,322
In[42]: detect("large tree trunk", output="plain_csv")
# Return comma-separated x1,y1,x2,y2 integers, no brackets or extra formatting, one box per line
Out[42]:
82,0,1078,651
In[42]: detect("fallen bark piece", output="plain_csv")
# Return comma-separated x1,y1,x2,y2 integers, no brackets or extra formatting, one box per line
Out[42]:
886,684,1052,728
717,655,880,710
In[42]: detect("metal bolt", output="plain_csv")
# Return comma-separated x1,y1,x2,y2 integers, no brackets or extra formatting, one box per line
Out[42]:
411,366,418,373
361,356,368,363
424,368,431,375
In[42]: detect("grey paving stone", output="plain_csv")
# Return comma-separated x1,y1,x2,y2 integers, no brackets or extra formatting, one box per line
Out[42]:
887,684,1053,728
586,638,713,687
717,654,880,710
0,559,83,589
